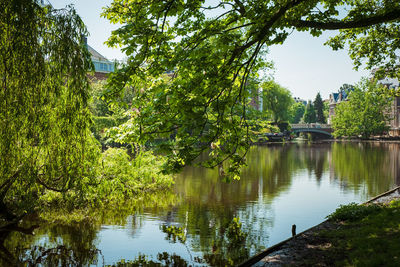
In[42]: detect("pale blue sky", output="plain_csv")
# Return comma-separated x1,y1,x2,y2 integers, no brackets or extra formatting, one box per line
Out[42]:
51,0,370,100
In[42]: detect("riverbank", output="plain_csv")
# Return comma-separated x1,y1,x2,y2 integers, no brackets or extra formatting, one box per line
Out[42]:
241,186,400,266
253,138,400,146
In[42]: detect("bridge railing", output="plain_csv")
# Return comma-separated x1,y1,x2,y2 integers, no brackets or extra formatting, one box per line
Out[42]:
291,123,330,129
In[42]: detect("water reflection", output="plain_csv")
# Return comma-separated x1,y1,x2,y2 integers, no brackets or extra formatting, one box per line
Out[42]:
0,220,101,266
2,142,400,266
330,142,397,196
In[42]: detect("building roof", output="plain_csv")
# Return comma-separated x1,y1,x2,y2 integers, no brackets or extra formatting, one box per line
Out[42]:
330,87,354,104
332,93,339,102
87,45,109,62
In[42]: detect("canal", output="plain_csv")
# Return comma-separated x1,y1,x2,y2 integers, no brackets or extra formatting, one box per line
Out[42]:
2,142,400,266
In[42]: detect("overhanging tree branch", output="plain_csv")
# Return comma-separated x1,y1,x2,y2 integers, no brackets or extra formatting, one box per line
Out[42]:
228,0,308,65
293,9,400,30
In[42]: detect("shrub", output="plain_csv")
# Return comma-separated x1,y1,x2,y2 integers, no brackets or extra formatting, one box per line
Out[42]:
92,148,174,203
327,202,381,222
91,116,117,141
40,148,174,210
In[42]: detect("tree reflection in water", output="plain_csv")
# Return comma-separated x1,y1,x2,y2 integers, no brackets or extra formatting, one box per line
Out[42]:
160,217,249,266
330,142,397,196
0,222,38,266
107,253,191,266
0,220,102,266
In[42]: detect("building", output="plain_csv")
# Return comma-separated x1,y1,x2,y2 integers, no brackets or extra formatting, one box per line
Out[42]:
87,45,115,81
327,85,353,124
377,77,400,136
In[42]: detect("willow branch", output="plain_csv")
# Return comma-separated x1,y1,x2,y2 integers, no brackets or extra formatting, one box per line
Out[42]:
36,175,67,193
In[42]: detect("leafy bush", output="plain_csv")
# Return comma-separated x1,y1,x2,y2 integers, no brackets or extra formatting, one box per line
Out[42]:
91,116,117,142
40,148,174,210
91,148,174,203
92,116,117,131
89,81,111,117
327,202,382,222
247,119,280,143
388,199,400,208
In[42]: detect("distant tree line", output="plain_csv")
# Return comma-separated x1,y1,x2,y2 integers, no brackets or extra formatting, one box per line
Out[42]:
248,81,328,126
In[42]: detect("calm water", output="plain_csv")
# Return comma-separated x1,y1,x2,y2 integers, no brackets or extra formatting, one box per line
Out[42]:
3,142,400,266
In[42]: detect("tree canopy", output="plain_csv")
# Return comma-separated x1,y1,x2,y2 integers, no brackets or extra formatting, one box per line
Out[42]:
102,0,400,176
289,102,306,124
261,81,293,123
332,79,392,139
303,102,317,123
0,0,94,220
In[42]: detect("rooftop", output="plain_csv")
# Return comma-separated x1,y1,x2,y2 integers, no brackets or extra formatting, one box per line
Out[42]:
88,45,110,62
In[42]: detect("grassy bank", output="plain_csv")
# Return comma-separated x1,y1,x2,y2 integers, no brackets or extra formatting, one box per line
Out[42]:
304,200,400,266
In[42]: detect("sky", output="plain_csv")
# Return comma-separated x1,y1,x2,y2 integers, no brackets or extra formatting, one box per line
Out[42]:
51,0,371,100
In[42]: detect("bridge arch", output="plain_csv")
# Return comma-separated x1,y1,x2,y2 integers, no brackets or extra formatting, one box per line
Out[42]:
292,128,333,137
291,124,333,138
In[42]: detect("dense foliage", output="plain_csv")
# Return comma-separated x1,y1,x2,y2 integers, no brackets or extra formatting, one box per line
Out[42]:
41,148,174,212
89,81,132,145
289,102,306,124
303,102,316,123
332,79,392,139
261,80,294,123
0,0,94,220
102,0,399,175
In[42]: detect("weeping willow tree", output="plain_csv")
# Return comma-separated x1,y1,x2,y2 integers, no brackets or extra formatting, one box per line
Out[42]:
0,0,95,221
